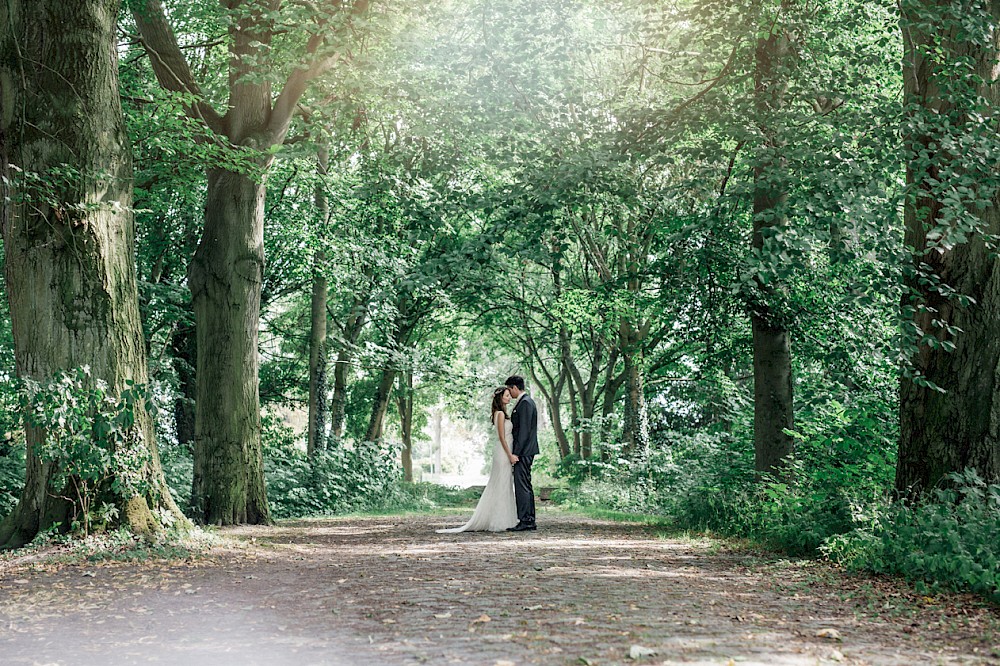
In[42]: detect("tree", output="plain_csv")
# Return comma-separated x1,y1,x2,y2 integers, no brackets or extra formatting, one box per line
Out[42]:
750,0,796,475
896,0,1000,494
308,148,331,457
0,0,184,547
130,0,368,524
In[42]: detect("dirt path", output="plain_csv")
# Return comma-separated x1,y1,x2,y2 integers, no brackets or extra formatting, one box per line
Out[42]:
1,511,998,665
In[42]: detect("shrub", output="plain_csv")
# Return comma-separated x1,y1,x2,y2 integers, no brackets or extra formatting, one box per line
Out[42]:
262,413,406,519
19,368,154,535
825,469,1000,601
558,397,897,556
0,433,25,518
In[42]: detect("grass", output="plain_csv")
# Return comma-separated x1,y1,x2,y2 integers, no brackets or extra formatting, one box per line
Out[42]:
563,504,763,554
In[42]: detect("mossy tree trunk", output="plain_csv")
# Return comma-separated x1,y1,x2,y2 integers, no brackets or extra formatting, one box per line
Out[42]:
751,2,795,476
896,0,1000,495
329,299,368,440
133,0,366,524
187,168,270,524
396,369,414,482
0,0,184,548
365,367,397,442
307,148,330,458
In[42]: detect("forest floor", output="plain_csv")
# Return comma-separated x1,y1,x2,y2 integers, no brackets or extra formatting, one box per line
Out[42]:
1,510,998,666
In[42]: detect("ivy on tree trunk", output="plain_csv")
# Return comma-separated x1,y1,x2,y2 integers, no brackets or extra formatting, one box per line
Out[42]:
0,0,184,548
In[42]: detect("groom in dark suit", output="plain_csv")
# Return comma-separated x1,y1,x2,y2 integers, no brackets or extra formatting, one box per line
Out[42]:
505,375,538,531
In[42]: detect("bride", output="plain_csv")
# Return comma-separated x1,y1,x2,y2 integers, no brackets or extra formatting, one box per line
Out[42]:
436,387,519,533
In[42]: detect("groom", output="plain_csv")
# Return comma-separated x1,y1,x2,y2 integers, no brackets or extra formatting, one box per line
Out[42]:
505,375,538,532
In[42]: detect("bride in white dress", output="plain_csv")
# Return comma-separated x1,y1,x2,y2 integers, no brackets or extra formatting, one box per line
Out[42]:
436,387,519,533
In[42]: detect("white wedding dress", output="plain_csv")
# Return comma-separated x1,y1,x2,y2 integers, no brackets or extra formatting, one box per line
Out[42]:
436,412,518,533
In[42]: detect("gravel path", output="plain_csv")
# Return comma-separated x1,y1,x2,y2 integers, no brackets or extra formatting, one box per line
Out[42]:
1,511,998,665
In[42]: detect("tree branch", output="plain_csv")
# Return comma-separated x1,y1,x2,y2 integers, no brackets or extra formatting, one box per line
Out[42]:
266,0,370,146
132,0,226,136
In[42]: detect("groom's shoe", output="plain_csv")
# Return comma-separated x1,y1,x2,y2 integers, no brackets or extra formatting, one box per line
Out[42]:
507,522,537,532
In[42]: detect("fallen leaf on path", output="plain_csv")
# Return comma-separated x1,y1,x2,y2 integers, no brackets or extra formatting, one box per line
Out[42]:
815,628,843,641
628,645,657,659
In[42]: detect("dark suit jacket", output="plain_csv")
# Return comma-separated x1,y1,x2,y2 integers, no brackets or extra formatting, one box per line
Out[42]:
510,393,539,457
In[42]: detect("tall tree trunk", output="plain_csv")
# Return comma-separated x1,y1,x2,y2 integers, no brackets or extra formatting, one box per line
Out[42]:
0,0,184,548
133,0,367,525
329,352,350,440
329,302,367,440
620,337,649,458
397,370,414,482
751,4,794,476
527,363,570,458
574,335,602,460
188,169,270,525
432,407,443,475
307,149,330,457
897,0,1000,495
170,322,197,452
365,367,396,442
598,345,622,454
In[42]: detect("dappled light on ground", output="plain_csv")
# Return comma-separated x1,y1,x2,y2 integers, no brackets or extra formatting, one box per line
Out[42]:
1,512,998,665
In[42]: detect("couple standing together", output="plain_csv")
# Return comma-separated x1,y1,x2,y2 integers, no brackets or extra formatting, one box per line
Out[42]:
437,375,538,533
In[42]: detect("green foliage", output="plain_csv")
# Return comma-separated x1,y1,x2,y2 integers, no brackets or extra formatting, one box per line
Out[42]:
158,437,193,513
0,433,24,519
825,470,1000,602
20,368,153,535
396,482,483,510
261,413,406,519
560,392,898,556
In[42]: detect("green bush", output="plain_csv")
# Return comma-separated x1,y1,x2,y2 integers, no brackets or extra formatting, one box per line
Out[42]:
396,481,482,509
559,398,897,556
825,469,1000,601
0,433,25,518
262,413,407,519
20,368,154,534
159,438,193,513
0,372,26,520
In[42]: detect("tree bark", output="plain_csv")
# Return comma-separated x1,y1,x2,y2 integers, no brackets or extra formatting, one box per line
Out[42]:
620,336,649,458
133,0,366,524
897,0,1000,494
365,367,396,442
307,149,330,457
329,300,367,440
187,169,270,525
329,352,351,440
751,4,795,476
170,322,197,452
0,0,184,547
396,369,414,482
598,345,622,453
527,360,570,458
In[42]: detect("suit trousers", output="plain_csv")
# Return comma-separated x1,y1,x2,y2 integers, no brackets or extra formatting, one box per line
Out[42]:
513,454,535,525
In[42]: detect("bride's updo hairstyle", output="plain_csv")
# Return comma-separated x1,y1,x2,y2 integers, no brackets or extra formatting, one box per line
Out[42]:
490,386,507,421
